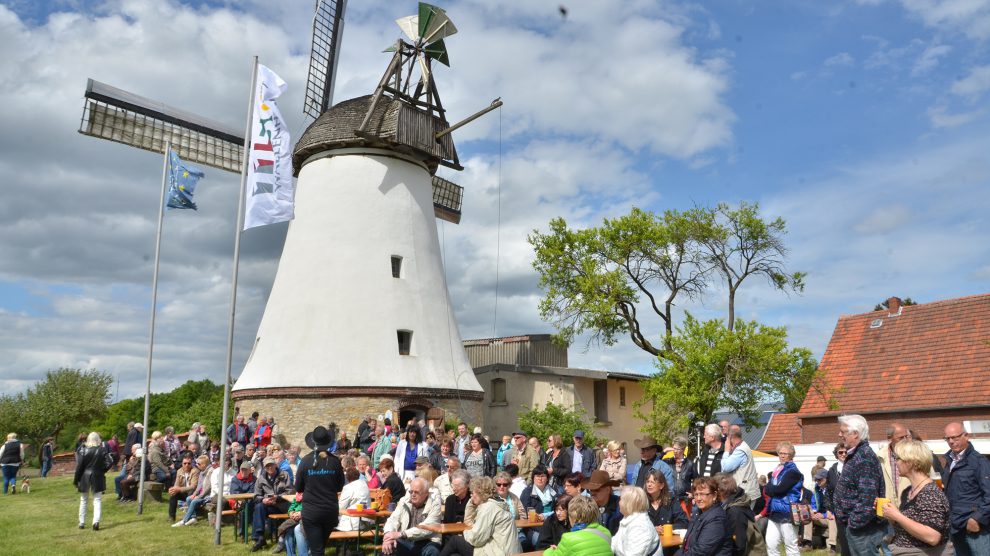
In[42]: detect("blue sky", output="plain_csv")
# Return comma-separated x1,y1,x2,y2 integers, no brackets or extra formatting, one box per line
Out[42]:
0,0,988,399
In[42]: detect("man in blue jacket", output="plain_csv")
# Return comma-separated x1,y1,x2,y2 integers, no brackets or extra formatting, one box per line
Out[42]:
565,430,596,477
941,422,990,556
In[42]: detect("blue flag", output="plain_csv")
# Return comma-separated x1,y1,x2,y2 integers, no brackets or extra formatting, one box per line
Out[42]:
166,151,205,210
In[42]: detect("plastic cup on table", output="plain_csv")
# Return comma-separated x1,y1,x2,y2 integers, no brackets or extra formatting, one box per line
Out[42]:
662,524,673,537
356,503,364,511
528,509,537,522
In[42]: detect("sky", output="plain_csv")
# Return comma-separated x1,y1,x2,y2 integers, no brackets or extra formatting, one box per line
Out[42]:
1,0,988,401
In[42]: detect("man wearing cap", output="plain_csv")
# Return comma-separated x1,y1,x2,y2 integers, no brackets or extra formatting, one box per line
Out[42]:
629,435,675,491
230,460,256,494
565,430,596,477
295,425,344,556
808,468,831,550
251,456,292,551
512,432,539,484
583,469,622,534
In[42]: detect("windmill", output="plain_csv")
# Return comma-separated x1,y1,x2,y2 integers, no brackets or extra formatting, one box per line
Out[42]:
231,2,501,443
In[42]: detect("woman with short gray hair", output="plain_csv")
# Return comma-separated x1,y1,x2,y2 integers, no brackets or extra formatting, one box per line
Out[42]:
612,486,662,556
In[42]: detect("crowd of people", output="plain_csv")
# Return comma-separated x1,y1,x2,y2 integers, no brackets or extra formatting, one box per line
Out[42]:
9,408,980,556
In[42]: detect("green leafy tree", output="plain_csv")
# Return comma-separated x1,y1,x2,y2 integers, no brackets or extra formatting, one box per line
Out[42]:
86,379,227,442
12,368,113,449
636,315,823,440
517,402,602,449
874,297,917,311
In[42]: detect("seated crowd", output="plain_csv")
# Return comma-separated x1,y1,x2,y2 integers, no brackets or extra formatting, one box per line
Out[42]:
89,412,988,556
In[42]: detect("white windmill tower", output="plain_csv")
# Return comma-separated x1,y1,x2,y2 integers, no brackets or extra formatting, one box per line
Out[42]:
232,2,500,443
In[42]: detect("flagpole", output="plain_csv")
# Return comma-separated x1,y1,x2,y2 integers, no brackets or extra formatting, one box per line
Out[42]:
138,140,171,516
215,56,258,545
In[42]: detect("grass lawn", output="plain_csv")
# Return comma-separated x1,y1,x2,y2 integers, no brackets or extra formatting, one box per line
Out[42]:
0,470,834,555
0,472,252,555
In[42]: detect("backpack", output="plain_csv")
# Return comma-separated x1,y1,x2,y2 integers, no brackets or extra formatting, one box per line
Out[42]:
745,516,768,556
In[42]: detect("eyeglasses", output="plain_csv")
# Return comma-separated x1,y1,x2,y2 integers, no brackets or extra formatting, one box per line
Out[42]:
836,451,847,455
496,482,511,487
693,491,715,497
944,432,967,442
778,452,794,457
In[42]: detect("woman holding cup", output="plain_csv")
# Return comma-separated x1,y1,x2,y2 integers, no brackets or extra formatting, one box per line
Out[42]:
880,440,951,556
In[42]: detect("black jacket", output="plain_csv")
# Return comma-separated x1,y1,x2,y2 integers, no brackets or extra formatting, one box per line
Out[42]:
123,427,141,457
520,484,557,513
677,504,734,556
722,487,756,556
294,449,343,514
941,444,990,533
697,444,724,477
599,492,623,535
543,449,571,489
647,497,689,529
429,450,451,473
536,514,569,549
74,445,112,494
443,492,470,523
382,472,406,501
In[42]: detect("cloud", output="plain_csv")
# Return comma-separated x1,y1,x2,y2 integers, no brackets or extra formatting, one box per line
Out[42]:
951,64,990,99
911,43,951,75
898,0,990,40
824,52,856,67
0,1,734,397
928,104,985,127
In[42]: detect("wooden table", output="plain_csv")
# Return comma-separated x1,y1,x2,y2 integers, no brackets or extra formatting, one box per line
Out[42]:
224,493,256,544
340,508,392,556
419,518,542,536
654,530,683,548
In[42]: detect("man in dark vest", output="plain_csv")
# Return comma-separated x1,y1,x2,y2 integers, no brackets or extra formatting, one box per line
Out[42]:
697,423,724,477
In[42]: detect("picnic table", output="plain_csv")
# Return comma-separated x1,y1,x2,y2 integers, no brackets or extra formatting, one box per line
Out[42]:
225,493,256,543
419,518,543,536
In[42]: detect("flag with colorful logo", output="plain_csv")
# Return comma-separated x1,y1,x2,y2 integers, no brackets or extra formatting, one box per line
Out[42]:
166,150,205,210
243,64,294,230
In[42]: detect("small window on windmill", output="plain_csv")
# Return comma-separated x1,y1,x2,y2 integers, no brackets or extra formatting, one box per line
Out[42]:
397,330,413,355
391,256,403,278
870,318,883,329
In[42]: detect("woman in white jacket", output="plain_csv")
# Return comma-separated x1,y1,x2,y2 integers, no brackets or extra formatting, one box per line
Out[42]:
394,428,430,482
613,486,662,556
336,467,372,531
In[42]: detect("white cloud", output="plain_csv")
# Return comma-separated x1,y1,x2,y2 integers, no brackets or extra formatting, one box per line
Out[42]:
824,52,856,67
928,104,985,127
951,64,990,98
899,0,990,40
911,43,952,75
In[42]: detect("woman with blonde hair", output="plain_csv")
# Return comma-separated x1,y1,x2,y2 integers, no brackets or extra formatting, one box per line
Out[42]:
600,440,627,487
764,442,803,556
74,432,112,530
880,440,951,556
612,485,662,556
0,432,24,494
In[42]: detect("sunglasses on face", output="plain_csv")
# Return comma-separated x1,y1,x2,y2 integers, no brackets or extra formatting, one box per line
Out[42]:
496,482,510,487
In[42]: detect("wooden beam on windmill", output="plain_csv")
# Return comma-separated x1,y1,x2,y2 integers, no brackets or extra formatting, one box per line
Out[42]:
78,78,243,173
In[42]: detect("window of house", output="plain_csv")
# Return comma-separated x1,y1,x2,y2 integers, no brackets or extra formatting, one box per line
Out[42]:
594,380,609,423
491,378,507,404
397,330,413,355
391,256,403,278
619,386,626,407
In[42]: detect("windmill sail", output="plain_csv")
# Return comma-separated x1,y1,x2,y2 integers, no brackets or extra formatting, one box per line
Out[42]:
304,0,348,119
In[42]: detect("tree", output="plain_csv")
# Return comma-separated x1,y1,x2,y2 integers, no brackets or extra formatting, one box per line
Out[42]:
517,402,602,449
635,315,813,439
697,202,806,330
13,368,113,448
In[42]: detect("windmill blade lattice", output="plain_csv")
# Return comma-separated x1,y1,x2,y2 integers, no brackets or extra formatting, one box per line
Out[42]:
304,0,347,119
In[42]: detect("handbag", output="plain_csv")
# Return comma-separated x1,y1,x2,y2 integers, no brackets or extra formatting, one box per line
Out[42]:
790,502,812,525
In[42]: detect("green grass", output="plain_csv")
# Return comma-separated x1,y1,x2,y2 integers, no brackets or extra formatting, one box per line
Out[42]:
0,472,250,555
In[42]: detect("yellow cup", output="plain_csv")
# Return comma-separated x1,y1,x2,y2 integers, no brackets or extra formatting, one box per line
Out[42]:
528,509,537,522
356,503,364,511
662,524,673,537
875,498,889,516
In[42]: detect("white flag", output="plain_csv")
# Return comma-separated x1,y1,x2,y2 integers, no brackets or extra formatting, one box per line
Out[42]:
243,64,294,230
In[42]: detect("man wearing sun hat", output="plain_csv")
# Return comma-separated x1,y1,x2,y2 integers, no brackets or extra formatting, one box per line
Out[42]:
582,469,623,534
295,425,344,556
628,435,674,490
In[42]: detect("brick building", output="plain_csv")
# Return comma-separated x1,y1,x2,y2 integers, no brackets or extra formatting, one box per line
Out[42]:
759,294,990,452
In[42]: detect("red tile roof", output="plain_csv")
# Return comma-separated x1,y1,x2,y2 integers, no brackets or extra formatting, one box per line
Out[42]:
799,293,990,416
756,412,801,452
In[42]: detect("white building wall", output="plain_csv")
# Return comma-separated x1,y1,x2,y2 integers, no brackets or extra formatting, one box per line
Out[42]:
234,150,481,393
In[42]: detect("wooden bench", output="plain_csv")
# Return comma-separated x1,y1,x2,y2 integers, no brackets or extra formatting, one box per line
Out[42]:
328,530,378,552
143,481,164,502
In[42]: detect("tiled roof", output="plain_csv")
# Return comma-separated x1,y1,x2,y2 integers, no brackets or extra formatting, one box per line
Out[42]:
799,293,990,416
756,412,801,452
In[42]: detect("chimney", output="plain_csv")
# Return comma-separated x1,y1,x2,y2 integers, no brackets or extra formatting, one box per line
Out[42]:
887,296,902,315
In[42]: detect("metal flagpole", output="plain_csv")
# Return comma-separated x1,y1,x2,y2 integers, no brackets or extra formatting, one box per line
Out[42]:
215,56,259,545
138,140,171,515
